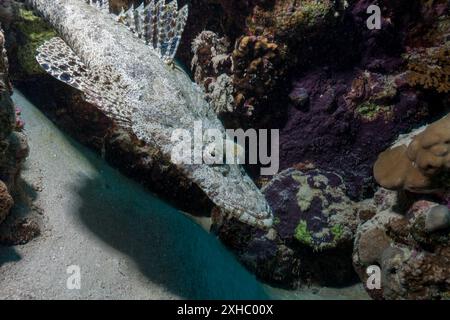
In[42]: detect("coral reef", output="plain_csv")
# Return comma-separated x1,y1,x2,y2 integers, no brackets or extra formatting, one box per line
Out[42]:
404,0,450,93
263,168,359,252
191,30,288,127
189,0,448,199
191,30,232,84
213,167,363,287
0,180,13,224
0,25,29,227
231,35,287,124
191,31,235,117
405,43,450,93
353,188,450,300
279,69,431,200
3,0,448,297
188,0,450,294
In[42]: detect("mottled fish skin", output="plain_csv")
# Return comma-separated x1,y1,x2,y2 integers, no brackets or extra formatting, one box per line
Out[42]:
30,0,274,229
87,0,187,64
36,37,132,126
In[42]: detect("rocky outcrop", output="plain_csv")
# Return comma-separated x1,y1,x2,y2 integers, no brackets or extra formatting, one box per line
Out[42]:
353,188,450,300
186,0,450,291
191,31,235,119
213,167,365,287
0,25,29,227
187,0,449,201
363,111,450,299
0,180,13,224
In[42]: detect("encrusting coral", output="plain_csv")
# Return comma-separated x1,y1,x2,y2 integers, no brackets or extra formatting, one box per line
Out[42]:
405,43,450,93
0,180,13,225
0,25,29,227
213,167,364,287
191,31,235,116
232,35,286,121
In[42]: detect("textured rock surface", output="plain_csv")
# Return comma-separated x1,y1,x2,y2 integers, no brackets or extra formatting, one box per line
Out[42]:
425,205,450,233
213,167,363,287
0,24,29,227
262,168,359,251
184,0,450,290
0,180,13,224
191,31,235,119
25,0,273,228
184,0,449,200
353,188,450,300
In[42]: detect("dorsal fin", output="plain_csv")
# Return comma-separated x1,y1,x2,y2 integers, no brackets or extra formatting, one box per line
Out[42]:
87,0,188,64
36,37,132,127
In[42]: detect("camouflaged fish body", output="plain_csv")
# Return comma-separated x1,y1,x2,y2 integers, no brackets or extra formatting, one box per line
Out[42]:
86,0,187,64
28,0,273,229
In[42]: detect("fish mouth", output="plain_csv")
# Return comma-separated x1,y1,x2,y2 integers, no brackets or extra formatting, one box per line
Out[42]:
219,202,274,229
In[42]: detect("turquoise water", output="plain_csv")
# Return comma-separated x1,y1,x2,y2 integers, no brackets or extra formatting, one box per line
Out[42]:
12,90,269,300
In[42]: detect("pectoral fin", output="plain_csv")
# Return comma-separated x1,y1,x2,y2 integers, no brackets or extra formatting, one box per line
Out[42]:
36,37,132,127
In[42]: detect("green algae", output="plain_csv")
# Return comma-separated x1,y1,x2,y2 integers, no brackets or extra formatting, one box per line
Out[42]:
294,220,313,245
331,224,344,242
16,9,57,76
355,102,392,121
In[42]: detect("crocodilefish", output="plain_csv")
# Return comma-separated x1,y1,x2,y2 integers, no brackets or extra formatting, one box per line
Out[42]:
30,0,273,229
85,0,188,64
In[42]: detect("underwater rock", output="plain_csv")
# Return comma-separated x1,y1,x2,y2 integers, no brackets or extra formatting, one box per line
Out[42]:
279,69,431,200
262,168,359,251
191,30,232,85
187,0,446,201
0,25,29,227
191,31,235,117
374,115,450,194
403,0,450,94
353,188,450,300
191,30,288,128
0,180,13,225
0,28,14,140
213,167,364,287
425,205,450,233
274,0,447,200
0,0,16,30
231,35,287,124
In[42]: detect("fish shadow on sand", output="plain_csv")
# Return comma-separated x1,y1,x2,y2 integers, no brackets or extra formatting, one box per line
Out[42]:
70,157,268,300
0,246,21,268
